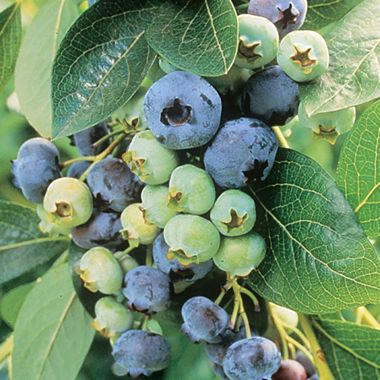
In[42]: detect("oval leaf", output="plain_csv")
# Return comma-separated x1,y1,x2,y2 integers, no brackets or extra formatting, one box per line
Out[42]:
0,200,69,286
246,149,380,314
304,0,364,30
52,0,159,138
0,3,22,89
15,0,79,138
313,318,380,379
302,0,380,115
336,100,380,238
13,264,95,380
146,0,238,77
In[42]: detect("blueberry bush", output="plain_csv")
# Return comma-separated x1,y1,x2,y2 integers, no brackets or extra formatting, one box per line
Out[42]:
0,0,379,379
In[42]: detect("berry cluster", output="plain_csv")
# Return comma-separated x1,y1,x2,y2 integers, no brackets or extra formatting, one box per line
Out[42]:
10,1,339,378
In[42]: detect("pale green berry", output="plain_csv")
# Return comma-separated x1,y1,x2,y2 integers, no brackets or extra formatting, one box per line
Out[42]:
168,165,215,215
164,215,220,265
235,14,279,70
141,185,177,228
213,233,266,277
210,190,256,236
298,102,356,136
78,247,123,294
92,297,134,338
39,177,93,234
120,203,160,245
271,304,299,332
277,30,329,82
123,130,179,185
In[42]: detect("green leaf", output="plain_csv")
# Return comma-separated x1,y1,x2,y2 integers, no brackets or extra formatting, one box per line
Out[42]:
146,0,238,77
0,283,33,328
302,0,380,116
336,100,380,239
0,200,69,286
0,3,21,89
313,318,380,379
51,0,159,138
304,0,363,30
13,264,95,380
246,149,380,314
15,0,79,138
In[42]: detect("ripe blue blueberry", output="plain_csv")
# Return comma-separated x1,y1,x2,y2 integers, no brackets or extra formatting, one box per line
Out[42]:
12,137,61,203
38,177,93,234
278,30,329,82
140,185,177,228
67,161,90,179
168,164,216,215
153,233,213,283
181,296,229,343
78,247,123,294
123,130,179,185
144,71,222,149
164,214,221,265
210,190,256,237
204,118,278,188
123,265,171,313
92,297,133,338
242,65,300,126
87,156,143,212
273,359,307,380
235,14,279,70
112,330,171,377
71,210,124,250
71,122,109,156
223,336,281,380
248,0,308,38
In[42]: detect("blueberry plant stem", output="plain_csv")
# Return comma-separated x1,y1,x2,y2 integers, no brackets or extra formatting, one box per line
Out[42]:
92,129,126,148
145,245,153,267
355,306,380,329
268,303,289,360
61,155,96,168
299,315,335,380
0,335,13,363
273,126,290,149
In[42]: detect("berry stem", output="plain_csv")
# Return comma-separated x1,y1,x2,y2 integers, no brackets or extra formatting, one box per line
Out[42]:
79,132,128,181
355,306,380,329
299,315,335,380
0,335,13,363
273,126,290,149
92,129,126,148
239,286,260,311
145,245,153,266
280,321,311,350
268,303,289,360
61,155,96,168
141,315,150,331
285,335,314,364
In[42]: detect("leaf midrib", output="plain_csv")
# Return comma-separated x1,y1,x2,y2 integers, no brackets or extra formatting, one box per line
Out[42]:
0,4,18,38
0,236,69,252
250,186,380,292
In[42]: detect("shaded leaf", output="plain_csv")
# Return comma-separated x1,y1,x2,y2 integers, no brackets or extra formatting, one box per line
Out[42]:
246,149,380,314
0,200,69,286
15,0,79,138
52,0,159,138
302,0,380,115
146,0,238,77
313,318,380,379
13,264,95,380
336,100,380,238
0,3,21,89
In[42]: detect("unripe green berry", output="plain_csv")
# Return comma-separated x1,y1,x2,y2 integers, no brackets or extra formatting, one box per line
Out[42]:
298,102,356,136
271,304,299,332
210,190,256,236
213,233,266,277
164,215,220,265
168,165,215,215
120,203,160,245
235,14,279,70
141,185,177,228
92,297,134,338
78,247,123,294
123,130,179,185
277,30,329,82
39,177,93,234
